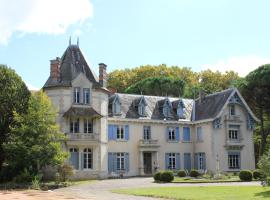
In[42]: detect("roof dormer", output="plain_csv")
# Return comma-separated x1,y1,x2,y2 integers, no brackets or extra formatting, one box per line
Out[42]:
163,97,172,118
138,96,147,116
177,98,186,119
112,94,121,115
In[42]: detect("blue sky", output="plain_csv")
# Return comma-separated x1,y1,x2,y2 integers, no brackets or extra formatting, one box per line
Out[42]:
1,0,270,89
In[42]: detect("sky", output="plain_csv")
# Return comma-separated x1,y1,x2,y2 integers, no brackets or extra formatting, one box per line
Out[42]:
1,0,270,90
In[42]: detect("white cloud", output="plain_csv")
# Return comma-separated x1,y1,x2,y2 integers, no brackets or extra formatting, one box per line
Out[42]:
26,83,39,91
202,55,270,76
0,0,93,44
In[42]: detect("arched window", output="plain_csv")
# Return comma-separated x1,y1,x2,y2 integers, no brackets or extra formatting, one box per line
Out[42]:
83,148,92,169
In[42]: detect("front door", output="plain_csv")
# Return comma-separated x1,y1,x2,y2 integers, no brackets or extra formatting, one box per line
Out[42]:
143,152,152,174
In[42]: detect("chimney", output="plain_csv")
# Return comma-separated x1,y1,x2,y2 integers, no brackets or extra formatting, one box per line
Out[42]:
99,63,107,87
199,89,206,104
50,57,61,81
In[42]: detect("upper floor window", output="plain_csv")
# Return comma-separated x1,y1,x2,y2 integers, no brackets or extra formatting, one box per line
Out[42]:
196,127,203,142
143,126,151,140
83,88,90,104
108,124,129,141
168,127,175,141
117,125,125,140
74,87,80,104
228,152,240,169
183,127,191,142
229,104,235,116
70,118,79,133
228,125,240,140
84,119,93,133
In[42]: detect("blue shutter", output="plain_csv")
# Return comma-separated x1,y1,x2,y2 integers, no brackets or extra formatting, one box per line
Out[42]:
176,153,180,170
113,125,118,140
165,153,169,169
113,153,118,172
202,153,206,170
184,153,191,170
175,127,180,142
125,125,129,140
183,127,190,141
125,153,129,172
108,152,114,173
108,125,114,140
194,153,198,170
166,127,169,141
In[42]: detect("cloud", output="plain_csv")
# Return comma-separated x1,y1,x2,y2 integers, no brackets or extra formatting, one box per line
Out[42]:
26,83,39,91
0,0,93,44
202,55,270,77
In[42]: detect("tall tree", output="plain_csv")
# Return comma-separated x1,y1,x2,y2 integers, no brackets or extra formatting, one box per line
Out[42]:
4,91,67,176
0,65,30,171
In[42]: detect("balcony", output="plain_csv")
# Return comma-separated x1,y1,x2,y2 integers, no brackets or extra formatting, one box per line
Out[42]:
138,139,160,148
66,133,99,141
224,139,244,150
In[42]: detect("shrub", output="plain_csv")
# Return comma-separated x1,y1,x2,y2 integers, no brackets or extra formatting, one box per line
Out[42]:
31,175,41,190
239,170,252,181
13,169,33,183
153,171,162,182
58,164,74,182
178,170,186,177
160,171,174,182
190,170,200,178
253,170,263,180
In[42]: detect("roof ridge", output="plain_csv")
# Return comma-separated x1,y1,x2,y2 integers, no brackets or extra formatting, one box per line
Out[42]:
116,93,193,101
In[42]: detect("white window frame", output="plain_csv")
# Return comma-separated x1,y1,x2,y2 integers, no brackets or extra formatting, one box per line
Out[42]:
83,148,92,169
228,153,240,169
168,153,176,170
70,118,80,133
168,127,176,141
143,126,151,140
116,153,125,170
116,125,125,140
83,88,90,104
84,119,93,133
229,104,235,116
196,127,203,142
198,153,204,170
74,87,80,104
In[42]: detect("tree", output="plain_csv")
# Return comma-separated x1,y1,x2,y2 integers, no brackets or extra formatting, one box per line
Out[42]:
0,65,30,171
4,91,67,177
258,149,270,186
237,64,270,156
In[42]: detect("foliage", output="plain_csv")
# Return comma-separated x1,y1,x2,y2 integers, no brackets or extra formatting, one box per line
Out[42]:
153,171,162,182
253,170,263,180
31,175,41,190
3,91,67,179
189,170,200,178
258,149,270,185
125,76,185,97
160,171,174,182
58,163,74,182
0,65,30,172
177,170,186,177
239,170,253,181
113,186,270,200
13,169,33,183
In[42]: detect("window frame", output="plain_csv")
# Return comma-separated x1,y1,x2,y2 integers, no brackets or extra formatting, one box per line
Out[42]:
116,152,125,170
116,125,125,140
83,88,90,104
198,153,204,170
83,148,93,169
168,153,176,170
84,118,93,134
168,127,176,141
196,127,203,142
70,118,80,133
228,152,240,169
229,104,235,116
143,126,151,140
74,87,80,104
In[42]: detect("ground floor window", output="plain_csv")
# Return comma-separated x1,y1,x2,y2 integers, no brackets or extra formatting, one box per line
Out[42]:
69,148,79,169
168,153,176,169
228,152,240,169
83,148,92,169
116,153,125,170
108,152,129,173
195,152,206,170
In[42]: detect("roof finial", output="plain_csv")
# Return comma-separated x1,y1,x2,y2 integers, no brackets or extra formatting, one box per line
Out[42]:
77,37,79,46
69,36,71,46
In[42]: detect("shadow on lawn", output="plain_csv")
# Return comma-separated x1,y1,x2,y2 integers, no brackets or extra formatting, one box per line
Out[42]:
254,190,270,198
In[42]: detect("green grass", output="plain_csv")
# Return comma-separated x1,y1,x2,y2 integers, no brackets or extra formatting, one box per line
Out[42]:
173,176,241,183
113,186,270,200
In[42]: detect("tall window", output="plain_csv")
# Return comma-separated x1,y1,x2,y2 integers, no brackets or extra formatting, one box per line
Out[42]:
84,119,92,133
70,118,79,133
116,125,124,139
113,102,121,114
168,153,176,170
116,153,125,170
83,88,90,104
163,105,170,118
168,127,175,141
229,104,235,116
197,127,203,142
138,104,145,116
74,87,80,104
69,148,78,169
183,127,191,141
198,153,204,170
83,148,92,169
143,126,151,140
228,125,240,140
228,152,240,169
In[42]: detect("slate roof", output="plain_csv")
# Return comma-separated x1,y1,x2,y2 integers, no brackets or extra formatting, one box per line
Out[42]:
43,45,100,88
109,88,236,121
63,106,102,118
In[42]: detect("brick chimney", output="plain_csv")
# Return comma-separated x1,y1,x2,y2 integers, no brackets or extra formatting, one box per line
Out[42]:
99,63,107,87
50,57,61,81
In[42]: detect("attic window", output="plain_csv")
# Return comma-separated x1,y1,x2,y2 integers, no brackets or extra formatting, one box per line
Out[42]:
163,99,171,118
112,95,121,114
177,99,185,119
138,104,145,116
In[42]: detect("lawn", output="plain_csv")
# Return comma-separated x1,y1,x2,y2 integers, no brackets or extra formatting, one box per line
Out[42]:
113,186,270,200
173,176,241,183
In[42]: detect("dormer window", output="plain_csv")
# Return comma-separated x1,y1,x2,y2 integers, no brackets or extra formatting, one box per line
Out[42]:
177,99,185,119
138,96,147,116
112,94,121,114
74,87,80,104
163,98,171,118
229,104,235,116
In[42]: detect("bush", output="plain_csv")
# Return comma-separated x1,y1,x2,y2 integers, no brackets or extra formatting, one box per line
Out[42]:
154,171,162,182
58,164,74,182
31,175,41,190
160,171,174,182
239,170,252,181
253,170,263,180
13,169,33,183
190,170,200,178
178,170,186,177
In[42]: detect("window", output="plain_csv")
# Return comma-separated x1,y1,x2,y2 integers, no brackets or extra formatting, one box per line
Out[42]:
83,148,92,169
83,88,90,104
69,148,79,169
116,125,124,139
228,152,240,169
163,105,170,118
143,126,151,140
74,87,80,104
198,153,204,170
229,104,235,116
113,102,121,114
168,153,176,170
177,100,185,119
138,104,145,116
84,119,92,133
183,127,190,141
168,127,175,141
228,125,240,140
197,127,203,142
116,153,125,170
70,118,79,133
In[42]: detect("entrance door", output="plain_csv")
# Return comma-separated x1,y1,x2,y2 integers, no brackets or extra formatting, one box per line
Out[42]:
143,152,152,174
